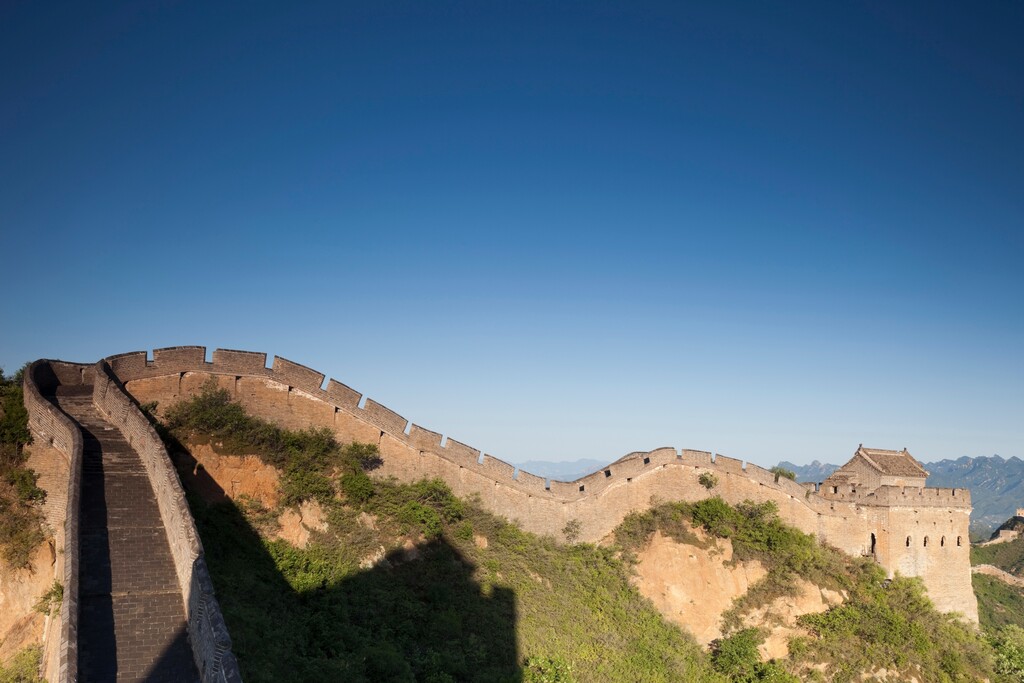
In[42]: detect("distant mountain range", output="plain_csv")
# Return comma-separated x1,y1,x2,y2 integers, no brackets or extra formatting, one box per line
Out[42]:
779,456,1024,537
777,460,840,483
512,458,606,482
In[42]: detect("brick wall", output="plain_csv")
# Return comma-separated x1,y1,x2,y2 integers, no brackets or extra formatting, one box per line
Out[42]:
109,346,978,623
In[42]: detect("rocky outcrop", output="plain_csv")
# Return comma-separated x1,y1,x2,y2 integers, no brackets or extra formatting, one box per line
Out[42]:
630,530,841,657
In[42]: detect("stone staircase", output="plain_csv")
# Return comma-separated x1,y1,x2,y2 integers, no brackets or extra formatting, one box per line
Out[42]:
54,386,198,683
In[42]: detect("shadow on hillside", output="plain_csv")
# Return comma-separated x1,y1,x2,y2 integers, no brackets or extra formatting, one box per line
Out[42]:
172,452,522,683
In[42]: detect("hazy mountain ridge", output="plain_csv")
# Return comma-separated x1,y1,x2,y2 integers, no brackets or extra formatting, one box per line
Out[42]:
776,460,840,483
925,455,1024,536
511,458,606,482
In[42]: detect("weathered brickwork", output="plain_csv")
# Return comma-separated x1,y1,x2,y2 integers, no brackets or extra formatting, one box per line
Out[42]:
110,346,978,623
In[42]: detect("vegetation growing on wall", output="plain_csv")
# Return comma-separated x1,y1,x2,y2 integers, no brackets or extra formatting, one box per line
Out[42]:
0,367,46,568
769,466,797,482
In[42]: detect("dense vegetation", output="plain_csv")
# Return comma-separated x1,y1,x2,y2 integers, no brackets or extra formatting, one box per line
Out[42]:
973,535,1024,577
0,646,41,683
0,367,46,568
163,385,1003,682
974,574,1024,632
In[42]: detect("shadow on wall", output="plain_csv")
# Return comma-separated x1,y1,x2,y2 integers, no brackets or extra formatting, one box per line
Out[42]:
175,451,521,683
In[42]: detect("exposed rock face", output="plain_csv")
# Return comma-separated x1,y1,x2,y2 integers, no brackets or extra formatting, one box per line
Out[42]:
275,501,328,549
0,542,55,661
740,579,844,659
631,531,841,658
182,442,281,508
631,530,766,646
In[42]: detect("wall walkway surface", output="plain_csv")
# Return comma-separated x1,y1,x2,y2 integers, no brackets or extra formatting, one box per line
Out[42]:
110,346,978,623
22,360,241,683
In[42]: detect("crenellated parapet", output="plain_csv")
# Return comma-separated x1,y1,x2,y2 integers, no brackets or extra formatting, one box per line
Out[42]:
99,346,978,623
98,347,847,507
816,481,971,509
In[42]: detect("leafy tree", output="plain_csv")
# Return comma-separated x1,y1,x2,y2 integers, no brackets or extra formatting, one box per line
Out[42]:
992,625,1024,682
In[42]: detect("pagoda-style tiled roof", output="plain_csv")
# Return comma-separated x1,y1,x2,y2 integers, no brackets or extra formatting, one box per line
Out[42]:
855,445,929,478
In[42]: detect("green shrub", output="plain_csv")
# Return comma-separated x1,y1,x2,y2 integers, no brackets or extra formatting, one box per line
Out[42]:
0,373,31,448
281,467,335,506
523,655,574,682
33,580,63,615
455,520,474,541
6,467,45,503
794,569,993,682
561,519,581,544
769,466,796,482
340,471,375,504
698,471,718,489
712,628,770,680
0,371,45,569
0,645,43,683
991,624,1024,683
397,501,443,538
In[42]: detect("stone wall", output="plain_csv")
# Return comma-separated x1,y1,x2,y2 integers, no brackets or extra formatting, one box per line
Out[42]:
91,362,241,683
110,346,978,622
23,361,83,683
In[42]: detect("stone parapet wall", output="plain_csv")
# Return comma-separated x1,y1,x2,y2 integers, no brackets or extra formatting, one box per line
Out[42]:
23,361,83,683
109,345,979,623
91,362,241,683
107,347,838,510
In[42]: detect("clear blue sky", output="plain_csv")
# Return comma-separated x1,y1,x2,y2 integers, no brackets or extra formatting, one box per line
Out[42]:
2,1,1021,467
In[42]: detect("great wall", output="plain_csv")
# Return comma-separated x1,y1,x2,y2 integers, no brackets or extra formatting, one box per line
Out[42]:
20,346,979,681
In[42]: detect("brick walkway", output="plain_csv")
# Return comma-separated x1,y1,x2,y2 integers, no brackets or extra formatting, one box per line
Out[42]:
55,388,198,683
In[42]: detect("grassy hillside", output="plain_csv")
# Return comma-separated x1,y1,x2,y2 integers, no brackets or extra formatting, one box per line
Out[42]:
160,385,998,683
971,527,1024,638
973,536,1024,577
974,574,1024,632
